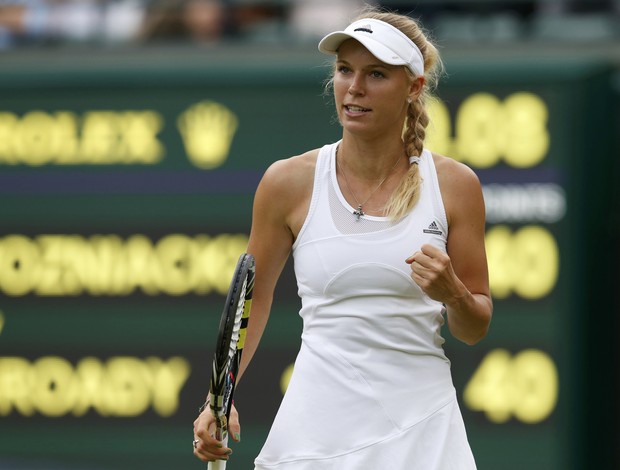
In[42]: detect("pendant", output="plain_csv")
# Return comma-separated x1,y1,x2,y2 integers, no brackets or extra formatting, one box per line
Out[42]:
353,205,364,221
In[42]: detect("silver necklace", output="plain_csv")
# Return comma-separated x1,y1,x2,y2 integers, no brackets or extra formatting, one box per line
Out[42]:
336,150,402,221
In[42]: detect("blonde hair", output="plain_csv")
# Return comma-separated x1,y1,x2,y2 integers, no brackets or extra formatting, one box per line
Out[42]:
328,7,444,220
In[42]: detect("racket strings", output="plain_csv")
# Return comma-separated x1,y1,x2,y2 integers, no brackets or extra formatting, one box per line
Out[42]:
228,278,247,360
211,276,248,421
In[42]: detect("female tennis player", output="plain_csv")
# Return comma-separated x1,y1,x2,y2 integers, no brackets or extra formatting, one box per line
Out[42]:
193,6,492,469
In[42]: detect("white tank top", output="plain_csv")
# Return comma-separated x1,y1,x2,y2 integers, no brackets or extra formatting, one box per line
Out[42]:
256,141,458,466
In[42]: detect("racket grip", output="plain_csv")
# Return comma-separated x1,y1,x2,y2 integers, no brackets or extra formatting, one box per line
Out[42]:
207,459,226,470
207,435,229,470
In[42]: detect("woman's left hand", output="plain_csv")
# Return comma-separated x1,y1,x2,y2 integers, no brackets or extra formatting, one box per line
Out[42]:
406,243,466,304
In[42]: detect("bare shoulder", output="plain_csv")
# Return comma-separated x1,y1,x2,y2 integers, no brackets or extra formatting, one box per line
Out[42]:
259,149,318,199
263,149,318,185
255,149,319,234
431,153,484,224
432,153,481,189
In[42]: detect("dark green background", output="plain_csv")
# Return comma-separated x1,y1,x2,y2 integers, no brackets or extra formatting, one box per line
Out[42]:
0,46,618,469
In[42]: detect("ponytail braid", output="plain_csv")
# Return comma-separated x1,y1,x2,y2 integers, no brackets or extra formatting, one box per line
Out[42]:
384,97,431,219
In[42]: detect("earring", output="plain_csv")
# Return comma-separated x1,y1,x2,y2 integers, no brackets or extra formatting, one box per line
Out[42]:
407,97,413,104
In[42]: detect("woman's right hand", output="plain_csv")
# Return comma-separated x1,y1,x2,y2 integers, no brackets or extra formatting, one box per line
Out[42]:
192,402,241,463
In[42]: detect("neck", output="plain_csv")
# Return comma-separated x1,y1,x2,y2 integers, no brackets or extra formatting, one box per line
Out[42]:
338,134,407,181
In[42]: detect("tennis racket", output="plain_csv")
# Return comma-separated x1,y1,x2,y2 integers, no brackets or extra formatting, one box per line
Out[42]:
207,253,255,470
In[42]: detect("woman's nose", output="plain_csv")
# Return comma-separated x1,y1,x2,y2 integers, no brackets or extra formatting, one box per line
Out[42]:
348,73,365,95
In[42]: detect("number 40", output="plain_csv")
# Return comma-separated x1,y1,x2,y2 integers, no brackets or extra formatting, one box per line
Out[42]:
463,348,559,424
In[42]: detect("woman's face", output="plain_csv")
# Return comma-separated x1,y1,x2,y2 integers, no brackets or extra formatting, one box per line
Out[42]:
333,39,422,139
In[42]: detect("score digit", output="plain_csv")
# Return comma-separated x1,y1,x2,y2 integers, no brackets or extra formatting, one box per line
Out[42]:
486,225,559,300
464,348,559,424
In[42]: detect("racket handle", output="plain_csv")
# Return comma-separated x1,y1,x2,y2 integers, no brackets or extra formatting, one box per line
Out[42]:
207,435,229,470
207,459,226,470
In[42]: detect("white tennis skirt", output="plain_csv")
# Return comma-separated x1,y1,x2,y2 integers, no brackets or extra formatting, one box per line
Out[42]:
254,397,476,470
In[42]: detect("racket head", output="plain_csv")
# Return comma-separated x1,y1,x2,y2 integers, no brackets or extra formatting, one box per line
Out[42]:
209,253,255,439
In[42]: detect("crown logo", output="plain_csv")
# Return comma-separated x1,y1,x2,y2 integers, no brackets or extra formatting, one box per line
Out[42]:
177,101,239,169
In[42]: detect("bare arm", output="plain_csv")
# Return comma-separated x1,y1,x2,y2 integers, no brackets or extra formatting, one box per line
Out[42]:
239,150,316,378
407,155,492,345
193,152,315,463
238,162,298,381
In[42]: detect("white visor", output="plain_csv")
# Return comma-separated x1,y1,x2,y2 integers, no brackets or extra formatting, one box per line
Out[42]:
318,18,424,76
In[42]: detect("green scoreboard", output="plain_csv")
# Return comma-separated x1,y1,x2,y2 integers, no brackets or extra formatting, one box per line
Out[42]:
0,47,617,469
428,57,618,470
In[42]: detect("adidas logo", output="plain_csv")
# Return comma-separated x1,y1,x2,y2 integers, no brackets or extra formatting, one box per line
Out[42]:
423,221,442,235
354,24,373,34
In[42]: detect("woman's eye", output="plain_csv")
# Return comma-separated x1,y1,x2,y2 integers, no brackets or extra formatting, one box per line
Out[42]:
370,71,384,78
337,66,351,74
